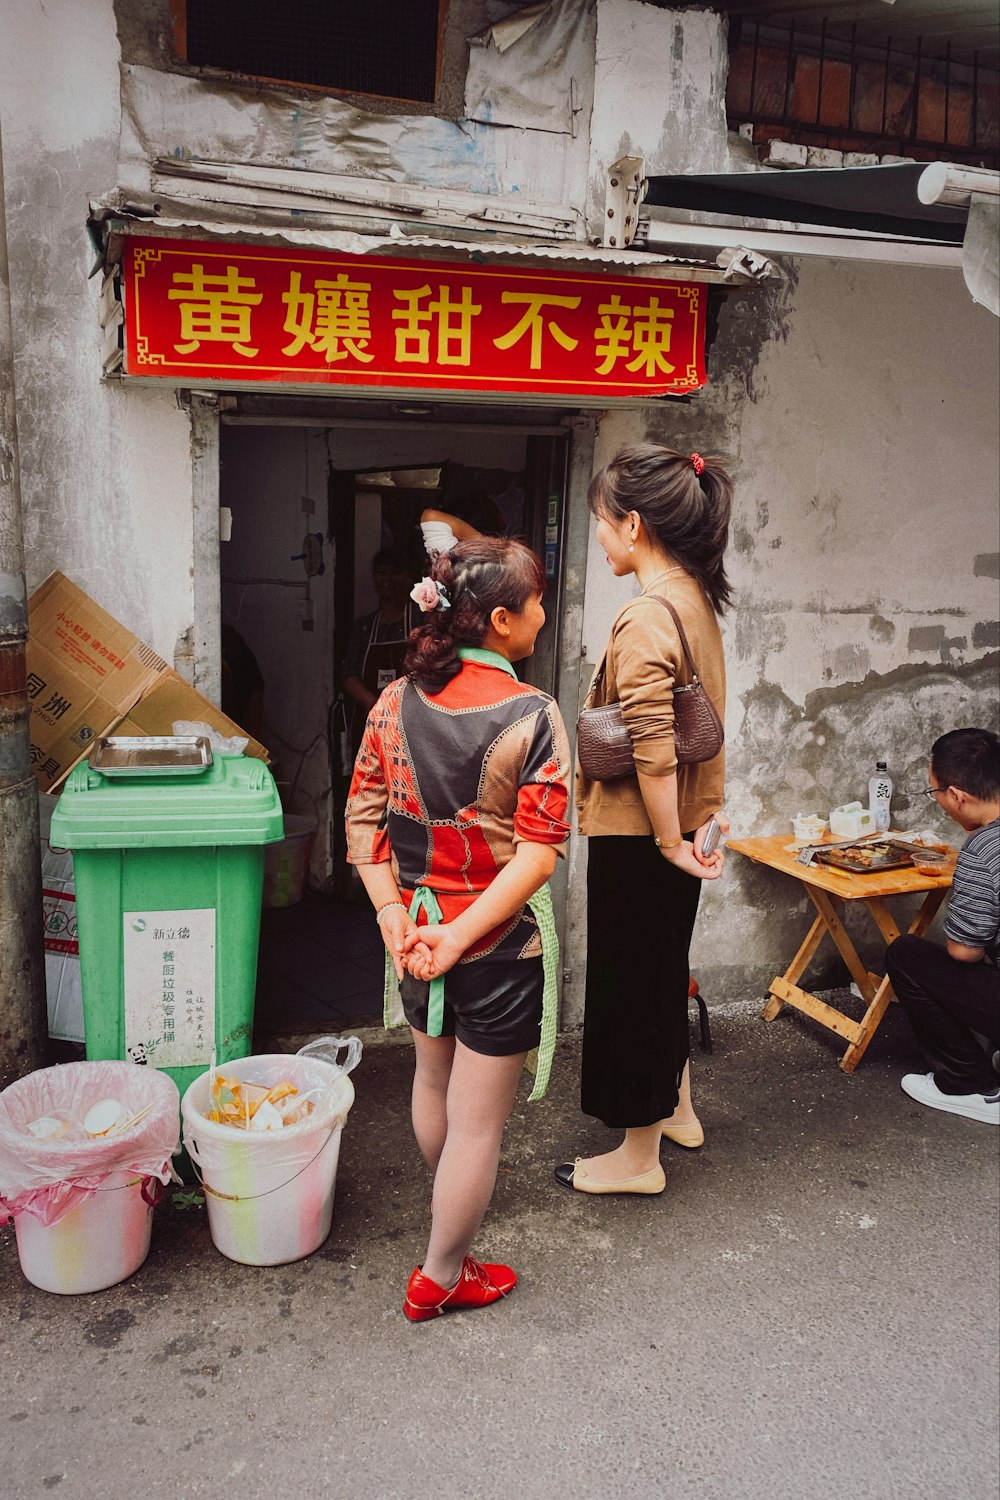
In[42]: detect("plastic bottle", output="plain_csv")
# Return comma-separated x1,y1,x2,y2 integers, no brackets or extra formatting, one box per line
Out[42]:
869,755,893,833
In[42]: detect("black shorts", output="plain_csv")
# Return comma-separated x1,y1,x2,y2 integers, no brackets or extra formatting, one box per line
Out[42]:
401,954,543,1057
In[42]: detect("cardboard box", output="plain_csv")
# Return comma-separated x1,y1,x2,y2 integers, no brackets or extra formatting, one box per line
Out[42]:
27,572,268,792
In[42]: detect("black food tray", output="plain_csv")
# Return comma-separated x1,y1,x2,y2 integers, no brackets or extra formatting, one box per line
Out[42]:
813,845,913,875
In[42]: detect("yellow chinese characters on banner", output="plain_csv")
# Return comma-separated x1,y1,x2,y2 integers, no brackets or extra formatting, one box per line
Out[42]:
123,238,707,397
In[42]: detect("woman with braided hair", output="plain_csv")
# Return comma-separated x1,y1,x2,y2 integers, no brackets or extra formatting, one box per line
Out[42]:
346,536,571,1320
556,445,732,1196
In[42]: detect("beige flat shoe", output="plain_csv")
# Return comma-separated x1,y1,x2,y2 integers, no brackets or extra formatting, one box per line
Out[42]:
661,1120,705,1149
554,1160,666,1195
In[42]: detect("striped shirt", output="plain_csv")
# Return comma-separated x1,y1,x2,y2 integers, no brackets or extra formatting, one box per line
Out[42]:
944,817,1000,963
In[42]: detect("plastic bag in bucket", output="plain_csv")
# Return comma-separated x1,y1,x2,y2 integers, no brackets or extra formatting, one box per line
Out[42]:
0,1060,180,1295
180,1037,361,1266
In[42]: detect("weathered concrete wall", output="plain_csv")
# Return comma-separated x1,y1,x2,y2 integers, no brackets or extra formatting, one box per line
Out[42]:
0,0,194,659
574,256,1000,1008
590,0,732,224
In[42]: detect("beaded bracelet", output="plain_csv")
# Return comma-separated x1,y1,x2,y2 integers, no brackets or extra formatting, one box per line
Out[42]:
375,900,408,925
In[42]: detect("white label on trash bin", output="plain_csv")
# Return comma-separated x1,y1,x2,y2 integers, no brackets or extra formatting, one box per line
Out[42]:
123,909,216,1069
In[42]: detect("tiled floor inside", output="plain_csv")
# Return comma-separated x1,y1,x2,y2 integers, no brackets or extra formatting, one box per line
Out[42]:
254,891,385,1039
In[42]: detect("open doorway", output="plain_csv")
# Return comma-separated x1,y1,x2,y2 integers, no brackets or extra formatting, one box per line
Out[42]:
218,403,572,1042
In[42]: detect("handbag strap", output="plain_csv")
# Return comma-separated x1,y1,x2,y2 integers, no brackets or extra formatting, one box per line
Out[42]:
585,652,608,706
647,595,702,685
589,593,703,702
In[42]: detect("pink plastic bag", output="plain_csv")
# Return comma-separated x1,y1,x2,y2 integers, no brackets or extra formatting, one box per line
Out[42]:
0,1061,180,1227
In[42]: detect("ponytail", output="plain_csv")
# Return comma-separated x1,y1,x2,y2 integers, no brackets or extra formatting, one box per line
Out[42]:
588,444,734,615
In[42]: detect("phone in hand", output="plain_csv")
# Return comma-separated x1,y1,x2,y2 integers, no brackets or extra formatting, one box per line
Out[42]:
701,816,722,858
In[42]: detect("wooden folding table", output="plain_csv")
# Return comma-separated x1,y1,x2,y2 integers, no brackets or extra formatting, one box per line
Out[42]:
727,834,954,1072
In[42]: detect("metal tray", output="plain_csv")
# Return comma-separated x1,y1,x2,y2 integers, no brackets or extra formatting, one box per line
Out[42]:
91,735,213,777
813,844,913,875
883,839,950,865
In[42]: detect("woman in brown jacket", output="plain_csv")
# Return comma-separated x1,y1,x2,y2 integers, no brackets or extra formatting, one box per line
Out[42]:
556,444,732,1195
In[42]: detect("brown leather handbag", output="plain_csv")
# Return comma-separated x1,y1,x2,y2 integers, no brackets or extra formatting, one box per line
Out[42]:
576,596,724,782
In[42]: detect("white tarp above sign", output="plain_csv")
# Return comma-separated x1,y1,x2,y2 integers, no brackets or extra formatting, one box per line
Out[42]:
465,0,595,135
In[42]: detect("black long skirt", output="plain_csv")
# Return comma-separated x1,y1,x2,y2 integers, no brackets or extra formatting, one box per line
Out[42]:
581,834,702,1129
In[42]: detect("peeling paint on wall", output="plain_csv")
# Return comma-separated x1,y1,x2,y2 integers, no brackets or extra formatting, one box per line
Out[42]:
0,436,15,486
868,614,894,644
907,624,970,663
972,621,1000,648
730,654,1000,835
689,654,1000,996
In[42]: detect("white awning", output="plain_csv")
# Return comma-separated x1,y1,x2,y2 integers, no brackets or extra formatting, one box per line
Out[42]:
640,162,999,309
643,217,965,269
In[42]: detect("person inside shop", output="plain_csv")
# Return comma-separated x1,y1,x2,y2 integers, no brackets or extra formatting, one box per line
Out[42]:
557,445,731,1196
888,727,1000,1126
345,536,571,1321
419,492,507,558
341,546,416,720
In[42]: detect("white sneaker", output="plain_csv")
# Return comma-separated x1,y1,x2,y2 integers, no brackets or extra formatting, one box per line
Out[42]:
901,1072,1000,1125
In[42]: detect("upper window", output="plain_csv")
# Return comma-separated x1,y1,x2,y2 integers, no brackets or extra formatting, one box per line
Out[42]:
726,17,999,168
177,0,445,105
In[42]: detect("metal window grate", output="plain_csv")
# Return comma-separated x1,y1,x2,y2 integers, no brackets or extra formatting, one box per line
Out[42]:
184,0,442,103
727,19,999,168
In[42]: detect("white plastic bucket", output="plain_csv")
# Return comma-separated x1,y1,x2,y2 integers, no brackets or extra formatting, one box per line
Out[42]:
0,1059,178,1296
180,1053,354,1266
14,1170,154,1295
262,814,316,908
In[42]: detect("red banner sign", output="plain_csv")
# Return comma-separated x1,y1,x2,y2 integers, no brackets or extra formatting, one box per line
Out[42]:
122,237,707,397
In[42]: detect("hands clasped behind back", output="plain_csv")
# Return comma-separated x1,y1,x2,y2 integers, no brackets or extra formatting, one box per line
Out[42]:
401,923,464,982
375,903,466,982
377,840,560,983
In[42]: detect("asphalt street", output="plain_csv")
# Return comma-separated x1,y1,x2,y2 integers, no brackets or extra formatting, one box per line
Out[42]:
3,997,998,1500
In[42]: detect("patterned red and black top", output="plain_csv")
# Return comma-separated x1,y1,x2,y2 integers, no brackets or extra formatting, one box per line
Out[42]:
346,658,572,962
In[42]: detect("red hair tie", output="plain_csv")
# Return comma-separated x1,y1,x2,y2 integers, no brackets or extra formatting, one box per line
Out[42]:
691,452,705,476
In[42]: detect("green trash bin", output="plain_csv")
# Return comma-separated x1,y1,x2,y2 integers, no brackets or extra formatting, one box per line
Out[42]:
50,748,284,1100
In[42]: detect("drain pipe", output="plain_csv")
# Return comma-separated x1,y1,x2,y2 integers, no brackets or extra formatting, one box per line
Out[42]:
0,119,46,1088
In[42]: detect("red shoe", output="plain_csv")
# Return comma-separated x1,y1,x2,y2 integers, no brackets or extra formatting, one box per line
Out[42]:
403,1255,517,1322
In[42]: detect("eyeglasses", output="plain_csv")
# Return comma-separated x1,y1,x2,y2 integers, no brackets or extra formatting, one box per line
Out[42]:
903,784,950,799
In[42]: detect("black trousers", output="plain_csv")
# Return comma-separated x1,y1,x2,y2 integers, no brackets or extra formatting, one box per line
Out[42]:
886,933,1000,1094
581,834,701,1129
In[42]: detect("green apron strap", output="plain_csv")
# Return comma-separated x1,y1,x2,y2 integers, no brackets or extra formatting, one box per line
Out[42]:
383,947,406,1030
408,885,446,1037
382,879,560,1099
381,885,445,1032
524,882,559,1103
